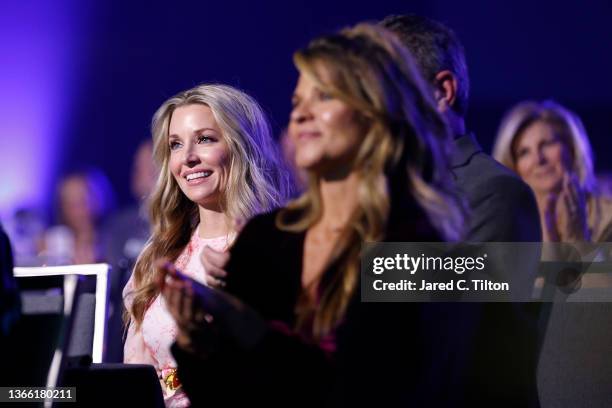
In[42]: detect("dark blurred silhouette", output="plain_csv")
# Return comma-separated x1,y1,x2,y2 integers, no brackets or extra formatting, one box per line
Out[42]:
3,206,46,266
0,222,20,341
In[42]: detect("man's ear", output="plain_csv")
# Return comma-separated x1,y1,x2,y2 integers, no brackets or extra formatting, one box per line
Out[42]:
433,70,458,113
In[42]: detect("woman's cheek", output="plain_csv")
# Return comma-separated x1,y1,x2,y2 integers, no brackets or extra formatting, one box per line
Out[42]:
560,146,573,172
321,107,351,127
516,158,531,179
320,109,334,124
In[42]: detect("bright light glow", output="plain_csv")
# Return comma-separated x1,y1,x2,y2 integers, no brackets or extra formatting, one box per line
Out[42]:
0,1,84,218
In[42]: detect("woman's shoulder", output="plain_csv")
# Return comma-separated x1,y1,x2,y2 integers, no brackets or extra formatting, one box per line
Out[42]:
240,208,295,239
245,209,282,229
230,207,303,262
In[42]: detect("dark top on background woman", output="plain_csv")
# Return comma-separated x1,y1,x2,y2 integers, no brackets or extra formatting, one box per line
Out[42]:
173,207,481,407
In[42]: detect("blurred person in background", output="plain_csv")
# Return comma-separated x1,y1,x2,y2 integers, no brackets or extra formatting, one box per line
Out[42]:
380,14,541,243
42,169,115,264
2,206,46,266
0,222,20,388
493,100,612,243
379,15,542,405
104,139,157,362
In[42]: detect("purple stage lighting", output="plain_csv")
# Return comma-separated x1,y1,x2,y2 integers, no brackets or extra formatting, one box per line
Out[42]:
0,1,87,218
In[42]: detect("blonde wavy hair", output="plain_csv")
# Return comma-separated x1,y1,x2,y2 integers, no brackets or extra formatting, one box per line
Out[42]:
493,100,597,194
278,23,466,340
128,84,292,327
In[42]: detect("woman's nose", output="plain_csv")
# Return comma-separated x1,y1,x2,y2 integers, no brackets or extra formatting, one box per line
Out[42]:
183,146,200,166
290,101,313,124
537,148,547,165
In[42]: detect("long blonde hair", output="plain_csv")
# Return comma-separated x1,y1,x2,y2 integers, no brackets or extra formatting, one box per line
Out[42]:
493,100,597,194
278,24,466,340
128,84,292,327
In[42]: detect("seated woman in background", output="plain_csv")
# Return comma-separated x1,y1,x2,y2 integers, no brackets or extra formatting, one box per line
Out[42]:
43,169,115,264
493,100,612,243
164,24,468,407
122,84,292,407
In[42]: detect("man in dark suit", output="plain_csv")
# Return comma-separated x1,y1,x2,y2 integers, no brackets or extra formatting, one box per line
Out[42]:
381,15,542,407
381,14,541,243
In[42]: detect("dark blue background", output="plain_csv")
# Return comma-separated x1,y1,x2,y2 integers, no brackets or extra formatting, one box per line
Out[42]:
1,0,611,216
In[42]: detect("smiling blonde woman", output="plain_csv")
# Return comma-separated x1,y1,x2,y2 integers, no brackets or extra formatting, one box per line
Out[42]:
122,84,292,407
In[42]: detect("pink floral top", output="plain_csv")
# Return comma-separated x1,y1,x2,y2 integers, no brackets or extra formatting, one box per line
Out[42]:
123,229,230,408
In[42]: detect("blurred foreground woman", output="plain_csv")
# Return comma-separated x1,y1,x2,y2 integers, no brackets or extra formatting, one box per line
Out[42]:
164,24,467,407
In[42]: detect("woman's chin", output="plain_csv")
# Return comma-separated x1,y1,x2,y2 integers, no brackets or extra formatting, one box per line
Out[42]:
532,179,563,196
294,155,321,172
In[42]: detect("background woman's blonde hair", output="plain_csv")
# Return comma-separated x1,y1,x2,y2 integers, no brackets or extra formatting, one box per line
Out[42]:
278,23,466,340
493,100,597,194
128,83,292,327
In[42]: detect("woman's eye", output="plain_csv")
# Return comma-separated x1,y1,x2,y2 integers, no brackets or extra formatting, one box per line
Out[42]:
515,147,529,159
318,90,333,101
169,140,181,150
197,135,216,144
542,138,559,147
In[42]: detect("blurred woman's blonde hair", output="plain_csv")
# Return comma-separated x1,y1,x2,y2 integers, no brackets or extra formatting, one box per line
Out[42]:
278,23,466,340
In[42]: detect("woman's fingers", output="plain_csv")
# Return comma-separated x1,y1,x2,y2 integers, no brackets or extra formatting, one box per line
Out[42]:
203,263,227,279
201,246,229,288
543,192,561,241
555,173,591,241
201,246,229,278
153,260,223,356
559,174,580,221
163,272,209,328
564,174,580,208
562,190,574,215
205,274,226,288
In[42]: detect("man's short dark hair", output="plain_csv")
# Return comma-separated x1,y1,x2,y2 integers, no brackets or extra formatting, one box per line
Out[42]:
381,14,470,117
